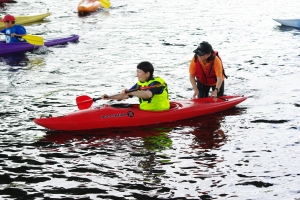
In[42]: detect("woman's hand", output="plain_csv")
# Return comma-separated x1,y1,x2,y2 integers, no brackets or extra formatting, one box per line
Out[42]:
10,33,18,37
101,94,109,99
192,89,199,99
211,89,218,98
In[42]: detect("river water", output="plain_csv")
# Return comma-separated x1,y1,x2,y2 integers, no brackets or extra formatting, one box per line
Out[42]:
0,0,300,199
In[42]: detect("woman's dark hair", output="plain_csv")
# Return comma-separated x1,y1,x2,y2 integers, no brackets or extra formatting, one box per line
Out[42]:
193,50,215,62
137,61,154,80
193,41,215,62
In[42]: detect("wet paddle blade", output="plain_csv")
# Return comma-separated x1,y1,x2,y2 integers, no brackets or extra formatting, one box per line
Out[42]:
76,95,94,110
100,0,111,9
22,34,44,46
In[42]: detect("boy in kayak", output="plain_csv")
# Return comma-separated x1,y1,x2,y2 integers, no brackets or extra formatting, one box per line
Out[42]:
189,41,226,98
0,14,27,43
102,61,170,111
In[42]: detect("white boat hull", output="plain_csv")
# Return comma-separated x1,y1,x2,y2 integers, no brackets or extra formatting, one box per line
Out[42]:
273,19,300,28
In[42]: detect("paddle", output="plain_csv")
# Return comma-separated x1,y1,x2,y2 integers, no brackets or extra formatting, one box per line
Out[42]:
22,34,44,46
2,33,44,46
100,0,111,9
76,84,163,110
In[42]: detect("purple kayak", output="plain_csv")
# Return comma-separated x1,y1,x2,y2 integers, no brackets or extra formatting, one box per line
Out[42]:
0,34,79,55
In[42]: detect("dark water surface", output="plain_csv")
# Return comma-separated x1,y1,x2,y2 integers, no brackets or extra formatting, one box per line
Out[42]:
1,0,300,199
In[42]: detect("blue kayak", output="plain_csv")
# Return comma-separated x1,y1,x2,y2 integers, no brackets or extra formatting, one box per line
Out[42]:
0,34,79,55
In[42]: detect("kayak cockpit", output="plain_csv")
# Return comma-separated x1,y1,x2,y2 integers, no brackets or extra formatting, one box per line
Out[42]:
100,101,183,111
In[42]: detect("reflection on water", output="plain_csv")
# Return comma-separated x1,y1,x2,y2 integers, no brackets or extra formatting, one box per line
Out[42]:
0,53,46,72
0,0,17,2
41,107,244,147
190,117,226,150
25,108,244,199
275,25,300,35
27,108,244,199
0,53,29,69
142,131,173,151
0,1,17,9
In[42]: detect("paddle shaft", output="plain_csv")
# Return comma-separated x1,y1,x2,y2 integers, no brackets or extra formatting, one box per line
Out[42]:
98,84,163,101
1,33,44,46
75,84,163,110
3,33,25,37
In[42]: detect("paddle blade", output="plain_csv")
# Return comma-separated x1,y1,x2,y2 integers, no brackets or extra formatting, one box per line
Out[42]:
76,95,94,110
22,34,44,46
100,0,111,9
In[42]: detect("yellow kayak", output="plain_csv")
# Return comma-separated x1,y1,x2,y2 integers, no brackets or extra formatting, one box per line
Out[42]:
0,12,51,29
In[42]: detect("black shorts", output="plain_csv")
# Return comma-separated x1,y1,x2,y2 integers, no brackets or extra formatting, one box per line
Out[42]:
196,81,224,98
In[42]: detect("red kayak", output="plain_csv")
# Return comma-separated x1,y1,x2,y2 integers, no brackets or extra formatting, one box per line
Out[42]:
34,96,247,131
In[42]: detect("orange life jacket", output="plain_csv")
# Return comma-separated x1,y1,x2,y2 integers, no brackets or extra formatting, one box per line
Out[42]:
195,51,227,85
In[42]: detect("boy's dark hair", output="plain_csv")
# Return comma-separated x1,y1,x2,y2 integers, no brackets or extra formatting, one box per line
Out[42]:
137,61,154,79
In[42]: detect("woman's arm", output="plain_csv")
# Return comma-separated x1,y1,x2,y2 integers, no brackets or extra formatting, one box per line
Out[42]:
128,90,153,99
211,77,222,97
189,75,198,99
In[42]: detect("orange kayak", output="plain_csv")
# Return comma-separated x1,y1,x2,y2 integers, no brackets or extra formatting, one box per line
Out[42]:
77,0,102,12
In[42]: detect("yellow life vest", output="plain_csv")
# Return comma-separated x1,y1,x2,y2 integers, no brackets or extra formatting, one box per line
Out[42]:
137,77,170,111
